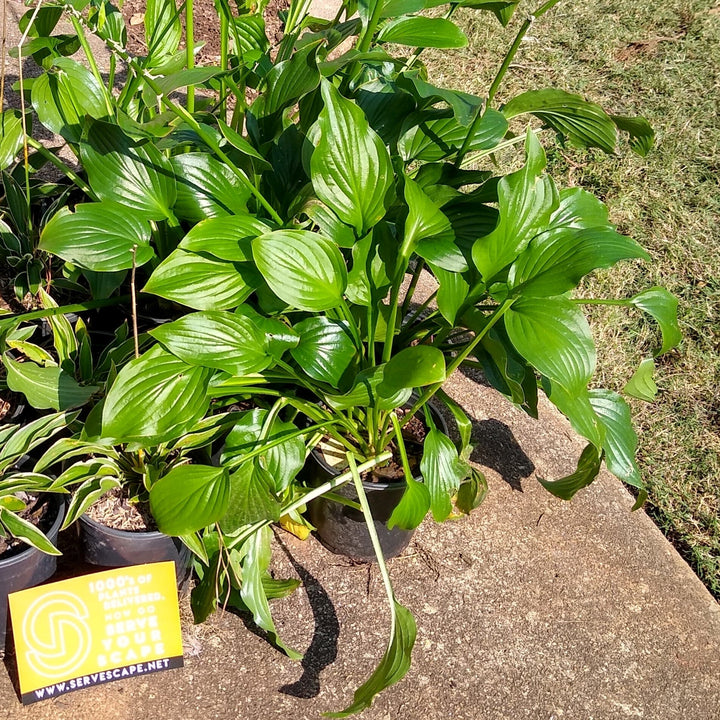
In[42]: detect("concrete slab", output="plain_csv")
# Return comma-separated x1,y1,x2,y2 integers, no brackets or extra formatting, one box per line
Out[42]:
2,369,719,719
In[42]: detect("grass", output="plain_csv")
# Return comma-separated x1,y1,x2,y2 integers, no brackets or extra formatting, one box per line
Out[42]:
424,0,720,597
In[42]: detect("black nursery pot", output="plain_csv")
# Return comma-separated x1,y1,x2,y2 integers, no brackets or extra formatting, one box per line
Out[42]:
78,515,191,590
307,401,449,563
0,494,65,654
307,464,414,562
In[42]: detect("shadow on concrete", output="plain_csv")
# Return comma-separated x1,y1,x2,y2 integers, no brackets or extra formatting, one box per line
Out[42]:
275,534,339,699
470,418,535,491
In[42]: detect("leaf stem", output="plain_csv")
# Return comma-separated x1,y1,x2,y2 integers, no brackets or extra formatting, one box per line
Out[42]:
25,138,97,199
186,0,195,113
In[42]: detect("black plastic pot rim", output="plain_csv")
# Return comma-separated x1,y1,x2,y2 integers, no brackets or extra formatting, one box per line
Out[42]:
312,448,409,492
78,512,168,540
0,495,65,569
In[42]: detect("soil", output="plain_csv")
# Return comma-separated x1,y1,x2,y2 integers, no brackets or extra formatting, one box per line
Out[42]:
0,493,53,559
85,486,157,533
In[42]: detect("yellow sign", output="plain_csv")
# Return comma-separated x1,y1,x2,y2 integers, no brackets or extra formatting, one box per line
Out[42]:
8,561,183,704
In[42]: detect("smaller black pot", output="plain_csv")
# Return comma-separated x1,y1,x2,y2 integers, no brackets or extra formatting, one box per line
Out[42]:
78,515,191,590
307,467,413,562
0,495,65,654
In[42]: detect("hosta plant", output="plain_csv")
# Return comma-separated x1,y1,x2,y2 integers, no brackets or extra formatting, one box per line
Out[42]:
1,0,681,714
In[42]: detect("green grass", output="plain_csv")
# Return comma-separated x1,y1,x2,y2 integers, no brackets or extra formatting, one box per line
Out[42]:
425,1,720,597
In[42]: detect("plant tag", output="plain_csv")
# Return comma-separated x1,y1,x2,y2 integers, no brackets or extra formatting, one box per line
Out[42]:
8,561,183,705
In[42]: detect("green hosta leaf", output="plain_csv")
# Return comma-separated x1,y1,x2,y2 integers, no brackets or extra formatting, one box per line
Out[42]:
150,311,272,376
101,345,212,445
623,357,657,402
0,411,77,469
217,119,271,168
505,295,595,393
433,266,469,325
456,0,519,25
629,287,681,356
377,17,467,48
80,120,176,220
142,67,224,106
222,461,282,530
455,467,489,514
0,110,25,170
4,354,97,411
379,346,446,397
31,57,108,143
0,507,60,555
290,317,356,388
588,389,642,489
326,366,412,411
397,70,481,126
231,13,269,55
473,130,558,281
150,465,230,535
502,89,617,154
403,176,454,251
611,115,655,157
253,229,347,311
179,215,271,261
240,527,302,659
144,249,259,310
328,600,416,718
60,472,122,527
145,0,182,66
509,227,648,297
398,109,507,163
39,201,153,271
311,79,394,235
420,429,467,521
171,153,251,222
545,383,604,449
220,409,305,491
550,187,612,229
387,477,430,530
538,443,602,500
234,304,299,359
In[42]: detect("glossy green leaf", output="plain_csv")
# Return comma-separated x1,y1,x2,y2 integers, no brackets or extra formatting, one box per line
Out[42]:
101,345,212,445
589,389,642,489
60,472,122,528
31,58,108,143
629,287,681,356
473,130,558,281
80,120,176,220
179,215,271,261
221,409,305,491
144,249,259,310
623,357,657,402
150,465,230,535
0,507,60,555
433,266,469,325
150,311,271,376
311,80,394,234
403,176,454,251
509,227,648,297
39,201,154,271
611,115,655,157
4,353,97,411
328,600,416,717
398,109,507,162
0,411,77,471
234,304,300,359
222,461,282,529
379,345,446,397
503,89,617,154
455,467,489,514
142,67,224,106
545,383,604,449
326,366,412,411
420,429,467,521
145,0,182,66
290,317,356,388
456,0,519,25
387,477,430,530
505,295,595,393
253,229,347,311
240,527,302,659
0,110,25,170
217,119,271,168
377,17,467,48
538,443,602,500
171,153,251,222
397,70,481,126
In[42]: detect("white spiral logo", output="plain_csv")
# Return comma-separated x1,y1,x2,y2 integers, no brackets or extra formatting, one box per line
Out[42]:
22,591,92,679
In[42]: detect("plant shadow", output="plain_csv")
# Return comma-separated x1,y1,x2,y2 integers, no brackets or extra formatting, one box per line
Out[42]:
274,533,340,699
